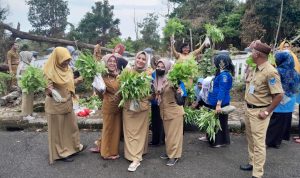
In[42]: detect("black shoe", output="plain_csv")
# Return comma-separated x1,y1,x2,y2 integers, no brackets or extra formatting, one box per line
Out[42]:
149,141,160,147
252,176,258,178
240,164,253,171
166,158,178,166
160,153,169,160
58,156,74,162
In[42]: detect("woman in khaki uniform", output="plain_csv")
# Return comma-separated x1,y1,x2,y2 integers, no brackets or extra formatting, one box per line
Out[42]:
94,54,122,159
153,59,186,166
44,47,86,164
123,51,151,172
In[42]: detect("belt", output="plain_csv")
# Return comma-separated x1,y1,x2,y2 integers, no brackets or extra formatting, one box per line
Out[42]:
246,103,269,109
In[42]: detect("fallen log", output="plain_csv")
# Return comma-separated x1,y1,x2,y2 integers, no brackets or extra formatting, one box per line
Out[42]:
0,22,113,52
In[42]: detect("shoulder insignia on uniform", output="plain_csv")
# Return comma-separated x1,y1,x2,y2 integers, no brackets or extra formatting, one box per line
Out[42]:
222,75,227,82
269,77,276,86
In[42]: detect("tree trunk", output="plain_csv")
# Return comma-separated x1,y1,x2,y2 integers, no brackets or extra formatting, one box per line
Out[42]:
0,22,113,52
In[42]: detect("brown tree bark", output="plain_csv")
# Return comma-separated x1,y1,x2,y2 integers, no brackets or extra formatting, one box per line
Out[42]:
0,22,113,52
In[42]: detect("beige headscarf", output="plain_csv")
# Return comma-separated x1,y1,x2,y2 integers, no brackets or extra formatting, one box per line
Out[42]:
43,47,75,93
102,54,119,76
133,51,149,72
153,59,172,104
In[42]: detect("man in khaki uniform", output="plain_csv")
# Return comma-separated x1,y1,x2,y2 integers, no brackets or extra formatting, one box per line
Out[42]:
6,42,19,85
240,40,284,178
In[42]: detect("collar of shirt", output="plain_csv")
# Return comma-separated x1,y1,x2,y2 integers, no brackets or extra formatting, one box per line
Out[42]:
256,61,269,71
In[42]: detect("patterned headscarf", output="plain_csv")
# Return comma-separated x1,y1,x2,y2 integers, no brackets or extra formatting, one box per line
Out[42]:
133,51,149,72
102,54,118,76
279,40,300,73
275,51,300,96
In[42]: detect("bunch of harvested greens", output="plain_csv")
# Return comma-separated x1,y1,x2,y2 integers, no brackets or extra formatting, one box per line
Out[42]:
163,18,185,37
118,69,152,107
204,24,224,44
18,66,47,94
167,56,199,87
79,95,102,110
184,107,221,142
75,52,107,88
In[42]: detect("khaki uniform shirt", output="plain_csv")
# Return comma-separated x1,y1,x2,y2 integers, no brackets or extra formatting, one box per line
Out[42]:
245,61,283,106
7,49,19,65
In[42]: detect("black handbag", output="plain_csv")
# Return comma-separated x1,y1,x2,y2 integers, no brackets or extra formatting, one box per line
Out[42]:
175,92,186,106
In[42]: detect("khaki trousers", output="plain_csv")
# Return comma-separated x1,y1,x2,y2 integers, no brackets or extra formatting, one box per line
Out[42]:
245,108,271,178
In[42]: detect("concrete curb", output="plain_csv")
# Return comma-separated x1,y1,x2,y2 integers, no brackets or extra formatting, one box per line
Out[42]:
0,116,298,133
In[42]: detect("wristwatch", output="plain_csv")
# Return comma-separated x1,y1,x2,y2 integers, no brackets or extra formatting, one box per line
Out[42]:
264,111,269,116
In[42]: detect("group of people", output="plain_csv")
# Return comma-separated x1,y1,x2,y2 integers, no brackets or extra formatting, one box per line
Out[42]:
5,37,300,178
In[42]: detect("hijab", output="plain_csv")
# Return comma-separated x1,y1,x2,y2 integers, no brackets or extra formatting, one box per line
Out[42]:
279,40,300,73
194,77,204,97
275,51,300,97
102,54,119,76
17,51,34,79
153,59,172,104
133,51,149,72
43,47,75,94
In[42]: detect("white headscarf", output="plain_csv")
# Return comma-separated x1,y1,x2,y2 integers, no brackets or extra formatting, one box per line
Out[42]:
17,51,34,80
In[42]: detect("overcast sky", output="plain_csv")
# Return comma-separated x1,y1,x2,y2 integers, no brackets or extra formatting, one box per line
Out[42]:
2,0,171,40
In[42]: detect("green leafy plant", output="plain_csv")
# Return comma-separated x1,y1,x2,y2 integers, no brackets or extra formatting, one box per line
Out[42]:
167,56,199,87
75,51,107,88
268,53,276,66
0,72,11,95
205,23,225,44
198,48,216,77
117,70,152,107
79,95,102,110
184,107,221,142
163,18,185,37
246,55,256,69
19,66,47,94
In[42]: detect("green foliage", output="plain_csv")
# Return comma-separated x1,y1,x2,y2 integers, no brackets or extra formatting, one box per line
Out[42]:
205,23,225,44
26,0,70,37
184,107,221,142
0,72,11,94
138,13,161,50
106,37,135,53
186,85,196,104
79,95,102,110
163,18,185,37
118,70,152,107
75,52,107,89
246,53,276,69
198,49,216,77
19,66,47,94
68,0,120,44
167,56,199,87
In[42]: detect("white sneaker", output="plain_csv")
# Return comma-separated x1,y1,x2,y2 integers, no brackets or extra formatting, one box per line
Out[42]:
127,161,141,172
23,115,35,121
198,136,208,142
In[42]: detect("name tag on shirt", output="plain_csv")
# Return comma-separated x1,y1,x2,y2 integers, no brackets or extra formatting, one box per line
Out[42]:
249,85,255,94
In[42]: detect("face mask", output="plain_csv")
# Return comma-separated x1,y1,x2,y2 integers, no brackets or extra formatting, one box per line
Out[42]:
156,69,165,76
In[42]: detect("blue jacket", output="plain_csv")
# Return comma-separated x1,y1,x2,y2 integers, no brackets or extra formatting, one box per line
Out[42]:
208,71,233,107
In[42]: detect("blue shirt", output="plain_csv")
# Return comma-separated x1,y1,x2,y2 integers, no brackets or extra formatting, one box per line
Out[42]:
274,95,296,113
208,71,233,107
296,93,300,104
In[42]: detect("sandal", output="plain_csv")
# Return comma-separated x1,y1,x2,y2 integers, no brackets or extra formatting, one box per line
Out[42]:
78,144,87,153
103,155,120,160
295,139,300,144
89,147,100,153
127,161,140,172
